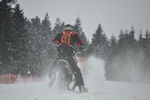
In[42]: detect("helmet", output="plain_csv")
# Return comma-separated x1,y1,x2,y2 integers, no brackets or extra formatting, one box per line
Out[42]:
64,24,73,31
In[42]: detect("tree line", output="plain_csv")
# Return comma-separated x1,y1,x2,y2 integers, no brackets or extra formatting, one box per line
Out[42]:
0,0,150,82
0,0,88,77
89,25,150,82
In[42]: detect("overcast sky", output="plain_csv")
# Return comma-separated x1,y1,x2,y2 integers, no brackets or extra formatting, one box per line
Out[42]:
18,0,150,40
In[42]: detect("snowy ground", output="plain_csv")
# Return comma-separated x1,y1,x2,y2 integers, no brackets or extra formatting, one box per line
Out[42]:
0,57,150,100
0,81,150,100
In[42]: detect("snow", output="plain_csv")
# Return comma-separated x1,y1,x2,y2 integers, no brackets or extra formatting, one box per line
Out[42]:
0,81,150,100
0,57,150,100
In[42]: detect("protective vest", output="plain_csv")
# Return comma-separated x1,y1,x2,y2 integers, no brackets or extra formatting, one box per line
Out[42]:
61,31,71,45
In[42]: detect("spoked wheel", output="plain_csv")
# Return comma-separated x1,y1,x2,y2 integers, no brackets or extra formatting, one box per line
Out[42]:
57,60,75,90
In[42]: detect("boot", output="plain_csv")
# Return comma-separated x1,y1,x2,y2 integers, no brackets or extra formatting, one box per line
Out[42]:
79,86,88,93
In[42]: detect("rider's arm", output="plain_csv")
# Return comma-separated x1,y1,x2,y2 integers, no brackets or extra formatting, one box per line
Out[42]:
74,33,84,48
52,33,62,44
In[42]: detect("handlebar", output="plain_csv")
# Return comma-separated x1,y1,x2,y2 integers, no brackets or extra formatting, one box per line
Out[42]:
57,44,86,55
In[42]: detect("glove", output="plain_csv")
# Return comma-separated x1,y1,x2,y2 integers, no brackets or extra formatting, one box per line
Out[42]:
79,46,85,51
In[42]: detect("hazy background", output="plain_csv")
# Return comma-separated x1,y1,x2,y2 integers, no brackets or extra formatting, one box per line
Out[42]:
1,0,150,83
18,0,150,40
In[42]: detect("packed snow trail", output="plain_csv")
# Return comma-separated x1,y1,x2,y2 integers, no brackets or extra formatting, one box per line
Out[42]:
0,56,150,100
0,81,150,100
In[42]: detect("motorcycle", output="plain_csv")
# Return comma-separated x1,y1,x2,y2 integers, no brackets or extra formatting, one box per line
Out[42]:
48,46,84,91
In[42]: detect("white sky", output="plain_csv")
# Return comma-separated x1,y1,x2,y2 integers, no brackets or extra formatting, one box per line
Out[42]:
18,0,150,41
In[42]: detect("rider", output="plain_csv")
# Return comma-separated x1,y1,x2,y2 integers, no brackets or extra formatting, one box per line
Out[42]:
52,24,88,93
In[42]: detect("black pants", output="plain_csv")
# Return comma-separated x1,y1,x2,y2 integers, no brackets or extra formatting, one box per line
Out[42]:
63,56,84,86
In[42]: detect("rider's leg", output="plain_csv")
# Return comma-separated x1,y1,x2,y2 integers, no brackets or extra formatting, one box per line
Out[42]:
67,57,84,86
67,57,88,92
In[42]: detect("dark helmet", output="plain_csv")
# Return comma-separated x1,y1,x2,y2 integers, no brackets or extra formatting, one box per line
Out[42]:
64,24,73,31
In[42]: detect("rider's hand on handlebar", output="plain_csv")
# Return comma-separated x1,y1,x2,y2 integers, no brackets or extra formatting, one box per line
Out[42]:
79,46,85,51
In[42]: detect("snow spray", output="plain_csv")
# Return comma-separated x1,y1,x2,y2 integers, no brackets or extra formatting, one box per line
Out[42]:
84,56,105,90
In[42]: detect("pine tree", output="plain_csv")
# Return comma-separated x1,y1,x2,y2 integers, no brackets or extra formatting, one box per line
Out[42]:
73,17,82,36
105,35,118,80
73,17,88,56
10,4,27,75
25,16,43,76
80,32,88,46
0,0,16,74
90,24,109,59
59,22,65,32
41,13,56,73
52,18,62,37
139,30,150,68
